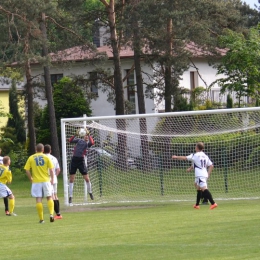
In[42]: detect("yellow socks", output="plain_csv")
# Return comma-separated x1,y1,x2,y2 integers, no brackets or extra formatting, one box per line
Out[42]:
47,199,54,215
9,198,15,214
36,203,44,221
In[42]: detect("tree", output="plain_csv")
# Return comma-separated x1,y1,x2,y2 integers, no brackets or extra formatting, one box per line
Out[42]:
99,0,125,116
37,77,92,145
92,0,128,169
212,27,260,107
0,0,95,156
6,80,26,143
226,94,233,108
126,0,249,112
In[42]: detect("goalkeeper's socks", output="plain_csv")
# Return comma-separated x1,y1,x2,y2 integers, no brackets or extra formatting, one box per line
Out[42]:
203,189,215,205
69,183,74,197
196,190,202,206
86,181,92,193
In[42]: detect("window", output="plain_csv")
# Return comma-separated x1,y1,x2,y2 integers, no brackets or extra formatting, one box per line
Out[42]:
126,69,136,114
50,74,63,87
190,71,198,90
89,72,98,96
93,22,100,47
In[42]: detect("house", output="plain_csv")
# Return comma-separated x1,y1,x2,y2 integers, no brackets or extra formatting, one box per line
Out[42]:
28,42,237,117
0,78,24,129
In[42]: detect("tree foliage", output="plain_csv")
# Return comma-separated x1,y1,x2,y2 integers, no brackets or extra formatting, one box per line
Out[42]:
212,27,260,107
36,77,92,145
6,80,26,143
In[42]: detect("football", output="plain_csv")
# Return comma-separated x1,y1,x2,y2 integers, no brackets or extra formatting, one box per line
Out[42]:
78,128,86,137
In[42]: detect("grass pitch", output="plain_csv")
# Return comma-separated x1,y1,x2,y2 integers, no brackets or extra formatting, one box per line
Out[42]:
1,195,260,260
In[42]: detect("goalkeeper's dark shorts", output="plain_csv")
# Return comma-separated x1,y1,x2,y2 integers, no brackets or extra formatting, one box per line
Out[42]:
69,156,88,175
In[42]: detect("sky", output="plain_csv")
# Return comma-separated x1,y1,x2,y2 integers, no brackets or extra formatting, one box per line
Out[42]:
243,0,258,9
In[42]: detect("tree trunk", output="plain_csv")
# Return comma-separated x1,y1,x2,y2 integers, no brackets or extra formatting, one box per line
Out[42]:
25,60,36,155
132,15,150,171
102,0,127,169
164,18,173,112
39,13,61,163
106,0,125,115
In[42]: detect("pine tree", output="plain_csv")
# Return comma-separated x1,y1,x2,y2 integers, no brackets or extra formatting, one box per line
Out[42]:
7,80,26,143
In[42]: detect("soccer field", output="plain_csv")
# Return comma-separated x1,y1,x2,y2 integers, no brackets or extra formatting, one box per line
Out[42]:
1,196,260,260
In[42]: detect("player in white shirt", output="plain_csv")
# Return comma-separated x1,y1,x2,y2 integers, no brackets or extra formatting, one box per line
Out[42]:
172,142,217,210
44,144,62,219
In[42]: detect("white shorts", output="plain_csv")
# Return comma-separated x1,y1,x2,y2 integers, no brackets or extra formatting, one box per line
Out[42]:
0,183,12,198
195,177,208,189
31,182,52,198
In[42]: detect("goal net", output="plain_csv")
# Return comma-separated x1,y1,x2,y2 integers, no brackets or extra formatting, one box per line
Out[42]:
61,107,260,206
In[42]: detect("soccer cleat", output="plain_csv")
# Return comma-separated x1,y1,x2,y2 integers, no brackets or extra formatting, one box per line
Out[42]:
5,210,10,215
193,205,200,209
89,193,94,200
50,215,54,222
54,215,63,220
39,220,45,224
7,213,17,216
210,203,218,210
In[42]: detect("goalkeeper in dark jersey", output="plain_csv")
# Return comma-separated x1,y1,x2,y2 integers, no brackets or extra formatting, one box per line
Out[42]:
68,129,94,204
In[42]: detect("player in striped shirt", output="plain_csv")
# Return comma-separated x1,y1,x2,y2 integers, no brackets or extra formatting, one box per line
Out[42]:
172,142,217,210
0,156,17,216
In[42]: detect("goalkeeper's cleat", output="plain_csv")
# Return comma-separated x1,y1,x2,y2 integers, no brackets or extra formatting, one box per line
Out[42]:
193,205,200,209
210,203,218,210
39,220,45,224
89,193,94,200
50,215,54,222
5,210,9,215
54,215,63,220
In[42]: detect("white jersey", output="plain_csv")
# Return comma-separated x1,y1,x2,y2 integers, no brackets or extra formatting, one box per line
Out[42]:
186,151,213,178
45,154,60,184
0,156,3,165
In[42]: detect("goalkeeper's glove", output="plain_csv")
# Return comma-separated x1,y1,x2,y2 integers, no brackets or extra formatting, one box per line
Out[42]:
75,129,80,136
85,129,90,135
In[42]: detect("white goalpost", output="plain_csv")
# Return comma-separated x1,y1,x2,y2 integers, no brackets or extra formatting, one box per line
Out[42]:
61,107,260,206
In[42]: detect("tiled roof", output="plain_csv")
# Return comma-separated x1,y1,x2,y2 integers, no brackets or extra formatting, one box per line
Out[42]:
13,42,225,66
49,45,134,63
49,42,225,63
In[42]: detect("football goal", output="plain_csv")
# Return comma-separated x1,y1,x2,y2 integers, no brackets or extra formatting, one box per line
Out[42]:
61,107,260,206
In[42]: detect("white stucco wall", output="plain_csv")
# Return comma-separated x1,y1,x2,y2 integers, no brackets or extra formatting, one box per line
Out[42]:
29,55,227,117
180,58,220,89
30,59,156,117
